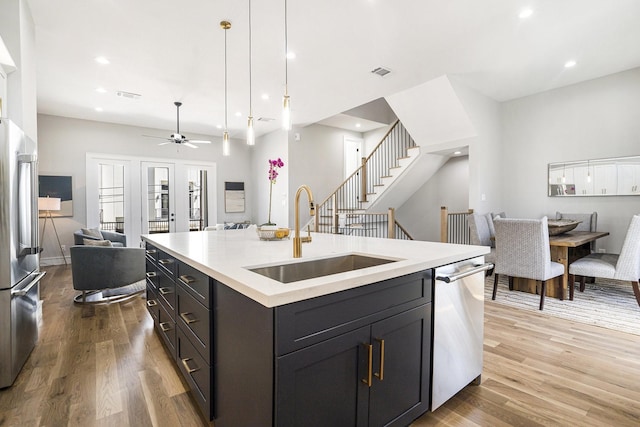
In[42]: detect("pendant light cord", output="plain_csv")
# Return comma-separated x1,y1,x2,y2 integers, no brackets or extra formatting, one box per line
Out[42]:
224,26,228,130
249,0,253,117
284,0,288,95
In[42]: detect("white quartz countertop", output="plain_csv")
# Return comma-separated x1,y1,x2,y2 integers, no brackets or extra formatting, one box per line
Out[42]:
142,230,489,308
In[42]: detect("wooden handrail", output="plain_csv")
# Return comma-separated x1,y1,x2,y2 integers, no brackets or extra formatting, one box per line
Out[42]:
365,120,400,163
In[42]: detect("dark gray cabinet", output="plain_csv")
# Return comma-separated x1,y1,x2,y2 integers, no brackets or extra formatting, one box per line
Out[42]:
144,241,433,427
275,305,431,427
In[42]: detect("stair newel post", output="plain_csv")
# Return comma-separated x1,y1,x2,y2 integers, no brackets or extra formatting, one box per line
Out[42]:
440,206,448,243
332,193,339,234
361,157,368,202
388,207,395,239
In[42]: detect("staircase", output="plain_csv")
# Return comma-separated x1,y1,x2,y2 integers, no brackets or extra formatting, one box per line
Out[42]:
314,120,419,239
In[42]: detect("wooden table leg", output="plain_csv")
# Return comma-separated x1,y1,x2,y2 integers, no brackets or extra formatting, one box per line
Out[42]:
550,246,568,300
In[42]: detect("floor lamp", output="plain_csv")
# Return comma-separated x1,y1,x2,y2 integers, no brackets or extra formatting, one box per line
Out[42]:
39,197,67,265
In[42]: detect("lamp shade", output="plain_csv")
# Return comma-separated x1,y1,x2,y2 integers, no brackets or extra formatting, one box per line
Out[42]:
38,197,61,211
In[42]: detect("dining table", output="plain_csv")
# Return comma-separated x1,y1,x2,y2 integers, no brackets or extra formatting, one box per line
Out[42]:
511,230,609,300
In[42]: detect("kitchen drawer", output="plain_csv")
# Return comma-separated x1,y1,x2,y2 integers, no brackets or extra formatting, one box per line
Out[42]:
146,259,158,290
275,270,432,355
176,283,211,361
177,262,212,308
157,250,176,277
146,285,160,321
177,328,213,420
157,270,176,318
145,243,159,263
157,302,176,359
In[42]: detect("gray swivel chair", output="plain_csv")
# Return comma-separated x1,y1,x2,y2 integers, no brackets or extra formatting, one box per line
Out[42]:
492,217,565,310
568,214,640,305
70,246,145,304
467,213,496,270
74,228,127,247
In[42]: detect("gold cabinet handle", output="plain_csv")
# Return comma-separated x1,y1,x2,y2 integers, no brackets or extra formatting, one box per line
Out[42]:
374,338,385,381
159,259,173,265
145,271,157,278
181,358,199,374
159,322,172,332
146,249,157,255
158,287,172,296
361,343,373,387
179,275,196,284
180,312,198,325
146,299,157,307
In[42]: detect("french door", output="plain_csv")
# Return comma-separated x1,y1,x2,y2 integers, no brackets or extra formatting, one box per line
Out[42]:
141,162,176,234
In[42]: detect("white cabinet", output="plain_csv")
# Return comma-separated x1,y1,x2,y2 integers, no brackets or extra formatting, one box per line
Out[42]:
573,165,594,196
617,164,640,195
593,164,617,195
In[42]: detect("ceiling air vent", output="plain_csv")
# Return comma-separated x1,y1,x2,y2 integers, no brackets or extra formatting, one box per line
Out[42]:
257,117,275,122
116,91,141,99
371,67,391,77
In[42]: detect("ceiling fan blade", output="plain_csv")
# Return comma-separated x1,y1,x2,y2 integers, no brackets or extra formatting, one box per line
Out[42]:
158,142,171,146
183,142,199,149
188,139,212,144
143,134,172,141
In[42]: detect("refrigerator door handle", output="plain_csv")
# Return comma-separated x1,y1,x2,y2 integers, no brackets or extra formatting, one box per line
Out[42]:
435,263,493,283
18,153,39,254
11,272,45,297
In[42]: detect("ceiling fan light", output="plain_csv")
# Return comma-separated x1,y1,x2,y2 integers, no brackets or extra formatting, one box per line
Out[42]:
247,116,255,146
223,131,230,156
282,94,291,131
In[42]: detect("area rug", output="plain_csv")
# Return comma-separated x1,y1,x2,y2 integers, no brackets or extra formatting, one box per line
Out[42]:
485,275,640,336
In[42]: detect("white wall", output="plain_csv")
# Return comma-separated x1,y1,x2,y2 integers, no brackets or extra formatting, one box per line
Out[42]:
500,67,640,252
396,155,469,241
37,114,252,262
288,124,363,227
251,129,289,227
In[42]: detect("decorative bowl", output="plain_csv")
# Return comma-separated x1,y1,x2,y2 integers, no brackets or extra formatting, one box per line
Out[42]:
547,219,581,236
257,227,290,241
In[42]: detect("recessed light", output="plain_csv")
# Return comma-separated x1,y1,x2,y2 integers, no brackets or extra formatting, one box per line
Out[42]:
216,124,223,129
518,8,533,19
355,123,361,128
95,107,103,112
235,111,242,117
95,87,107,93
94,56,110,65
286,51,296,60
454,151,461,155
261,93,269,100
564,60,577,68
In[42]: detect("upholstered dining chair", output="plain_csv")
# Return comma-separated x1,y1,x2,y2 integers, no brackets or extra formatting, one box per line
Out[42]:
556,211,598,250
492,217,565,310
568,214,640,305
467,213,496,268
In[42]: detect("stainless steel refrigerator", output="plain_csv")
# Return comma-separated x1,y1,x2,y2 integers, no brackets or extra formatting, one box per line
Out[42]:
0,118,44,388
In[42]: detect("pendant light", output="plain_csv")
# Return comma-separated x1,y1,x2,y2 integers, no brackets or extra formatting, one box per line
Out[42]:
246,0,255,145
587,160,592,183
221,20,231,156
282,0,291,131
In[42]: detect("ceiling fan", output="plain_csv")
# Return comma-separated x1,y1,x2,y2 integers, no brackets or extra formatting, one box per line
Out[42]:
144,101,212,148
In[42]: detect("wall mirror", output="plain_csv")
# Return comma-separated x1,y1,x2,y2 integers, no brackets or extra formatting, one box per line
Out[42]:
548,155,640,196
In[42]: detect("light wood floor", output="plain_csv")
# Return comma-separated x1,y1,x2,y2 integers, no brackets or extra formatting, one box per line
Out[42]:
1,265,639,426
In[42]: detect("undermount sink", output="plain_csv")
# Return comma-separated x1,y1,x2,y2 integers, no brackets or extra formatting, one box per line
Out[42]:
247,254,399,284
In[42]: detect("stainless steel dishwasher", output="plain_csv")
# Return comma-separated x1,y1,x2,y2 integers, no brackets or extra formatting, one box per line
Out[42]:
431,257,492,410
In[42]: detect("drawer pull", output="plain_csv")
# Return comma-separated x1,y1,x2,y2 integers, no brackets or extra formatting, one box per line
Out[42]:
146,249,157,255
180,312,199,325
179,275,196,284
146,271,157,278
159,259,174,265
159,322,172,332
374,338,385,381
146,300,157,307
158,287,173,295
362,343,372,387
181,358,200,374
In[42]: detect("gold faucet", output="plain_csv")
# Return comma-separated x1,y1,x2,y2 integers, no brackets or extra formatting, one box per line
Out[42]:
293,185,315,258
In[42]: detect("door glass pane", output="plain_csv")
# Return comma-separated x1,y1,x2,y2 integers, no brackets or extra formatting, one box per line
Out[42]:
99,163,125,233
187,168,208,231
147,167,170,233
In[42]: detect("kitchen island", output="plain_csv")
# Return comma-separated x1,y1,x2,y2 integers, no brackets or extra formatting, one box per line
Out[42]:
142,230,488,427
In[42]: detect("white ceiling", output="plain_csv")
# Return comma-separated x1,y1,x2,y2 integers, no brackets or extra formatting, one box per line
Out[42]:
26,0,640,140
